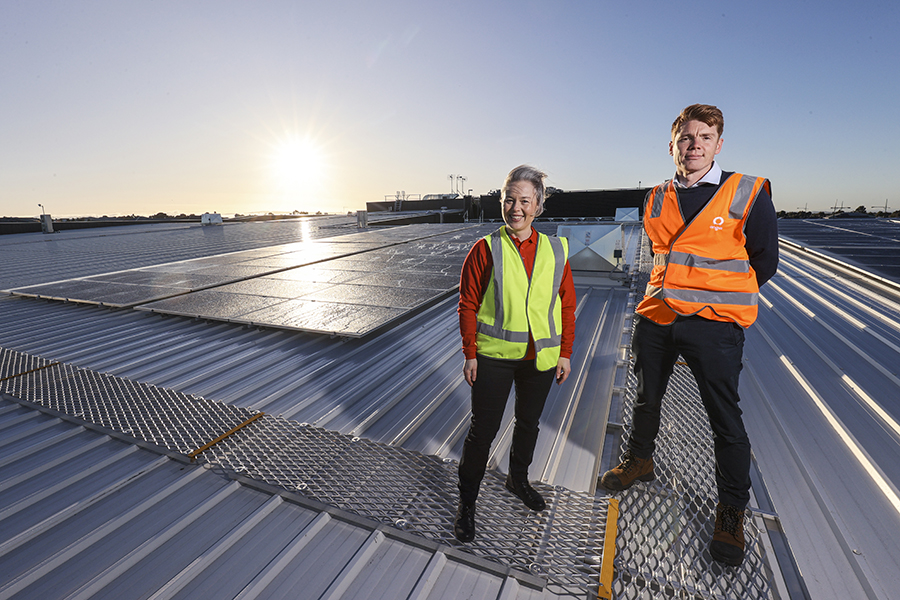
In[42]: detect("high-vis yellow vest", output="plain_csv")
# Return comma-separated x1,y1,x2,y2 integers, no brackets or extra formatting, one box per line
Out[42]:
476,227,569,371
636,173,770,328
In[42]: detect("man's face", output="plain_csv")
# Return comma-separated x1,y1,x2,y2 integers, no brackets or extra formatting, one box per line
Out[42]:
502,180,538,239
669,119,723,179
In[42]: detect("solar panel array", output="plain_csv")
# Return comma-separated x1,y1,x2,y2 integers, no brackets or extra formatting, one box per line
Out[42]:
9,223,502,337
778,218,900,281
139,225,491,336
6,225,448,307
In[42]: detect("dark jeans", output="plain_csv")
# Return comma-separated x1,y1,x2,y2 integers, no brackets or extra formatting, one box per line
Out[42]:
629,315,751,508
458,355,556,504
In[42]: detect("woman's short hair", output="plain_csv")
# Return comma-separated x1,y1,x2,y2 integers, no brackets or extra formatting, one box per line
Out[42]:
501,165,548,217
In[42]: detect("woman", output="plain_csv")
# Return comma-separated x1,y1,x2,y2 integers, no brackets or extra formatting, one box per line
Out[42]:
454,165,576,542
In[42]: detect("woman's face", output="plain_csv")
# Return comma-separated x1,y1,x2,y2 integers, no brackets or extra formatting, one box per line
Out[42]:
502,180,538,240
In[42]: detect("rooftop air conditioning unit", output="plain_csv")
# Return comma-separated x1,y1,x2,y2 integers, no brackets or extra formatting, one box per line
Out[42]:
201,213,223,226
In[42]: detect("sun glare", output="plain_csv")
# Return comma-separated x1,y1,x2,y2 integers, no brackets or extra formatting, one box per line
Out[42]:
270,136,328,208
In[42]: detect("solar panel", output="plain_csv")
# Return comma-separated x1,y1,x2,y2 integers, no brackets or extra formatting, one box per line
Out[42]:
778,219,900,281
5,231,422,307
10,278,190,307
85,271,194,286
263,269,365,284
11,223,565,336
216,278,334,299
234,299,408,336
349,272,459,290
137,224,494,336
137,289,285,319
292,283,445,307
79,285,190,307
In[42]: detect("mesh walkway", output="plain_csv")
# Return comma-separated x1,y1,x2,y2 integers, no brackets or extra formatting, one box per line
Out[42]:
0,349,255,455
0,346,615,596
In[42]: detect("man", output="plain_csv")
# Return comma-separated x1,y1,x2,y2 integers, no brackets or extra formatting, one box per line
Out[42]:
599,104,778,567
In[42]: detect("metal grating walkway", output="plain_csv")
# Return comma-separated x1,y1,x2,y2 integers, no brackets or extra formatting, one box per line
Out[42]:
0,349,257,456
0,346,615,596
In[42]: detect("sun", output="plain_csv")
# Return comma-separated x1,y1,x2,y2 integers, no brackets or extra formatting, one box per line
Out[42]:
270,136,328,205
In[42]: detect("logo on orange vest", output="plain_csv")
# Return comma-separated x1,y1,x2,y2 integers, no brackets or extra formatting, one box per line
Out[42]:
710,216,724,231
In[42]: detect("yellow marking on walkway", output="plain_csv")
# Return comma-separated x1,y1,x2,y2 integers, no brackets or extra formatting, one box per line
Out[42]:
598,498,619,599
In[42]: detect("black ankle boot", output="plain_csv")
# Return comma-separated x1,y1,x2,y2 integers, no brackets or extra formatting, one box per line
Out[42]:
505,474,546,511
454,501,476,542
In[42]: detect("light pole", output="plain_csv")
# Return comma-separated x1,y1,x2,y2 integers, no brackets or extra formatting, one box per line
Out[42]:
831,200,847,216
872,200,890,215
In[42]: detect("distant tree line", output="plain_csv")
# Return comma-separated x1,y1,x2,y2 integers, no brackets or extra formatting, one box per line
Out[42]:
0,213,200,222
0,211,330,222
778,205,899,219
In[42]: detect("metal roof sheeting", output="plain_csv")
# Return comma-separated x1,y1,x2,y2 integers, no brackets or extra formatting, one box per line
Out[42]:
735,240,900,599
0,396,549,600
0,281,627,496
4,218,900,598
778,218,900,281
0,222,638,495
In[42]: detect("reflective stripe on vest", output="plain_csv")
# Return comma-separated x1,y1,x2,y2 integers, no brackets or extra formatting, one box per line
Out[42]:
476,227,568,371
637,173,768,328
659,250,750,273
644,283,759,306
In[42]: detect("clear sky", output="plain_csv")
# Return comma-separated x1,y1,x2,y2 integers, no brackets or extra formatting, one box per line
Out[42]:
2,0,898,218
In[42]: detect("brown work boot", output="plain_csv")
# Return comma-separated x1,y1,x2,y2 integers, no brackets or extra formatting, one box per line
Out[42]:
710,502,746,566
599,450,654,491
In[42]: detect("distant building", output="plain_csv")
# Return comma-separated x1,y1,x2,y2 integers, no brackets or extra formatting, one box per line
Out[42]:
477,188,649,220
366,188,649,222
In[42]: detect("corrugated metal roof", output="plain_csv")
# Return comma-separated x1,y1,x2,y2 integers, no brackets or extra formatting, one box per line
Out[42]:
0,395,549,600
4,217,900,598
736,235,900,599
778,218,900,280
0,283,627,494
0,219,636,599
0,221,636,495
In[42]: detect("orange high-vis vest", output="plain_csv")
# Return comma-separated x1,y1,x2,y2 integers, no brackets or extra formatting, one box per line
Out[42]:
636,173,771,328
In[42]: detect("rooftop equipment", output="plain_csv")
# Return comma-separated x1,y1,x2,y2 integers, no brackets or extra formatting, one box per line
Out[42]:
201,212,223,226
557,224,624,272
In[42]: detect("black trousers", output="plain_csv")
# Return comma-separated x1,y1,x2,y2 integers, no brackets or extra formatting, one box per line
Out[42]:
629,315,751,508
458,355,556,504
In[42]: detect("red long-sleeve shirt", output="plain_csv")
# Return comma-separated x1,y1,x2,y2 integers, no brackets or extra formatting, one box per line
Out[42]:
458,228,576,361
